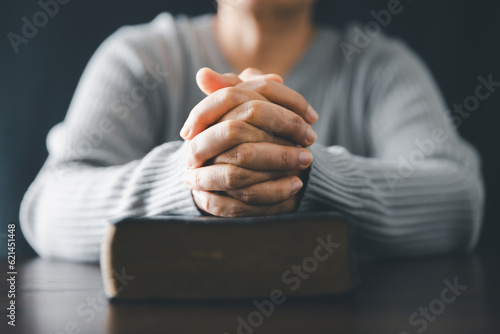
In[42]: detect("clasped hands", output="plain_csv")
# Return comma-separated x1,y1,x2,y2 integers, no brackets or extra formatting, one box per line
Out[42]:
180,67,318,217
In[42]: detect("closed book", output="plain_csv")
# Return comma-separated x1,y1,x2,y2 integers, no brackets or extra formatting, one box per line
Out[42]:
100,212,358,300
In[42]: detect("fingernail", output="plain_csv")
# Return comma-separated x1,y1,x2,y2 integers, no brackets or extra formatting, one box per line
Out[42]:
292,178,303,194
299,150,313,168
306,128,317,145
307,105,319,123
180,126,191,139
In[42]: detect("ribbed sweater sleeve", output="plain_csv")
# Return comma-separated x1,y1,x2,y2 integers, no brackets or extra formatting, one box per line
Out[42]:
298,40,484,257
19,23,200,262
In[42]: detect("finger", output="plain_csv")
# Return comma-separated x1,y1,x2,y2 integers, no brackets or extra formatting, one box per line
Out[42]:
182,74,317,140
236,77,318,124
218,100,317,147
187,120,292,168
213,142,313,171
180,86,268,140
225,176,303,205
192,190,297,217
183,164,293,191
196,67,242,95
238,68,284,85
238,67,263,81
196,67,283,96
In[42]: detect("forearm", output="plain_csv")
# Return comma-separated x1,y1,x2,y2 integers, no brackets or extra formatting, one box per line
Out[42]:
298,144,484,257
20,141,199,262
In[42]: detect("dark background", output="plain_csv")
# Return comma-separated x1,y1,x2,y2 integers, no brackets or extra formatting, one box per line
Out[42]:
1,0,499,256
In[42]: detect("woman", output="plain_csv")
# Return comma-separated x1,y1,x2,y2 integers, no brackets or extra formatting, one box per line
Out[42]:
20,0,484,261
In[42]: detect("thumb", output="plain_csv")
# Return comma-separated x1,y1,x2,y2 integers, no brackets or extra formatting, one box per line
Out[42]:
196,67,241,95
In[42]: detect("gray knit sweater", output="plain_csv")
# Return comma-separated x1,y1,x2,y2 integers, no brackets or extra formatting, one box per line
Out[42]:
20,13,484,262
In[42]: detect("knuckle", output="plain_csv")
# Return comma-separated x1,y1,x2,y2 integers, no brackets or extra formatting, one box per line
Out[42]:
204,193,217,216
227,205,246,217
217,86,239,106
224,120,244,142
224,165,240,189
204,195,212,213
291,113,304,132
255,77,272,93
277,185,287,203
233,145,249,165
269,114,285,134
224,165,249,189
239,189,256,204
279,148,291,169
189,140,201,163
242,100,260,120
193,170,201,189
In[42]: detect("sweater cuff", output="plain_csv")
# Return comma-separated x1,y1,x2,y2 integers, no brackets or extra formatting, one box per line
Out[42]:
297,144,366,213
115,140,201,219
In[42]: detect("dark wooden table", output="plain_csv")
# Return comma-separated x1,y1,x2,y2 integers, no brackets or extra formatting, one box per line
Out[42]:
1,253,498,334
